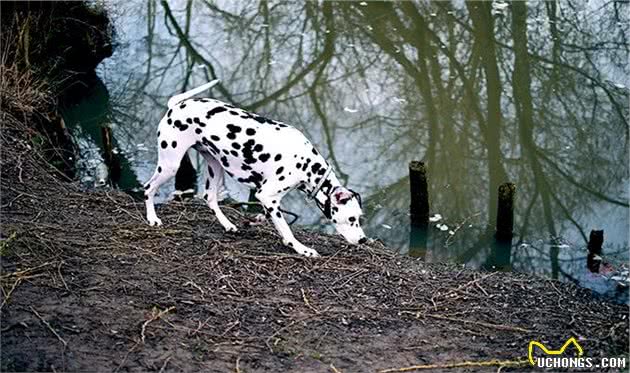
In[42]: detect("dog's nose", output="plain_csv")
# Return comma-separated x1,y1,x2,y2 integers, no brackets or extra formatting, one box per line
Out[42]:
358,237,367,244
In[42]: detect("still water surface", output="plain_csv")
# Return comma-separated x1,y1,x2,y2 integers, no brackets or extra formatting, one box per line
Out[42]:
63,1,629,302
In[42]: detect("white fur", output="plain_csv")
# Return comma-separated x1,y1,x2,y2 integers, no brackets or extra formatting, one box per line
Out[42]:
144,82,366,257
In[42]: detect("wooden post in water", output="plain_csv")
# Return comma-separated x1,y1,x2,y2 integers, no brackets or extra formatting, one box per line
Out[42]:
100,125,121,185
409,161,429,228
495,182,515,240
586,230,604,273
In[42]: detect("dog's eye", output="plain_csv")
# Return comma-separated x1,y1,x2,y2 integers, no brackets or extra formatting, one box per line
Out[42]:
349,217,356,223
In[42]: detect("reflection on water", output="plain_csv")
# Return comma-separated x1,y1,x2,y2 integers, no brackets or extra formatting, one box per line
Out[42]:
63,0,629,302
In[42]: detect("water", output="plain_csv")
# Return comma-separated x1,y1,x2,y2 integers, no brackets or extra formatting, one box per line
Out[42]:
62,0,629,302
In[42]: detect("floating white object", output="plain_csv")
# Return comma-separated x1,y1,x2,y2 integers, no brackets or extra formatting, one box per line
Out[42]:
359,2,368,6
343,107,358,113
429,213,442,222
492,1,509,10
381,224,392,230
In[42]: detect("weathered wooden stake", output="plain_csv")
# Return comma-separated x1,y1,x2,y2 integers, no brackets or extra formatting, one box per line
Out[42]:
409,161,429,228
100,125,121,185
495,182,515,240
586,230,604,273
409,225,428,259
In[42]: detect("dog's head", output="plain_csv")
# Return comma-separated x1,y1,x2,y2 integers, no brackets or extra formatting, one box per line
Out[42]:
323,187,367,245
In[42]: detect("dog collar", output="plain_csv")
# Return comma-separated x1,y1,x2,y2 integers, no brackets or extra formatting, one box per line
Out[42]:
306,167,332,201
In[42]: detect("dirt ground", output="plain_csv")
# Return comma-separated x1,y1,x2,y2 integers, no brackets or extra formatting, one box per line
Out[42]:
1,115,628,372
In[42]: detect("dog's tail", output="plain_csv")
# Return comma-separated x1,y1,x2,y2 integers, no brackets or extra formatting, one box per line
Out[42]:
167,79,220,108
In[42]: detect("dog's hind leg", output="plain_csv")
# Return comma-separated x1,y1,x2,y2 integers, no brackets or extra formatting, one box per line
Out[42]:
199,152,237,232
144,144,188,226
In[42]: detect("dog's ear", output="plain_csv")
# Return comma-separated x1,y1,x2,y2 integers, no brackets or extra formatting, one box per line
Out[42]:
333,188,353,205
349,189,362,208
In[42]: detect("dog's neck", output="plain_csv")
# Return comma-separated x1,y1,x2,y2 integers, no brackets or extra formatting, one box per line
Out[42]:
310,166,341,207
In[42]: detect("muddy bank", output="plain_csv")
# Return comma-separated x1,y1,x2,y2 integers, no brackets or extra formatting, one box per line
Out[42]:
0,1,113,179
1,113,628,372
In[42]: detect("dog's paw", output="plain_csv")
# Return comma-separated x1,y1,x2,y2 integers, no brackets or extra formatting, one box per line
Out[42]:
299,247,320,258
224,224,238,233
148,217,162,227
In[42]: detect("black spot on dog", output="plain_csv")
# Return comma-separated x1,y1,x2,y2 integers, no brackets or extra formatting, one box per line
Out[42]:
274,154,282,161
232,142,241,150
237,171,264,188
186,118,193,124
145,183,151,190
241,164,252,171
208,166,214,178
230,150,238,157
205,179,210,189
318,168,326,175
275,127,280,131
193,117,200,123
227,124,242,133
144,195,148,200
275,212,282,218
203,193,208,200
229,110,238,115
157,131,160,137
221,156,230,168
312,148,318,156
259,153,270,162
211,135,220,141
288,242,294,247
222,149,229,155
296,163,301,169
161,141,168,149
246,128,256,136
276,167,284,175
158,166,162,173
206,107,227,118
195,128,202,134
254,144,263,152
172,141,178,148
311,163,321,174
180,103,186,109
167,109,173,117
279,176,285,181
253,115,266,124
174,120,188,131
167,118,172,125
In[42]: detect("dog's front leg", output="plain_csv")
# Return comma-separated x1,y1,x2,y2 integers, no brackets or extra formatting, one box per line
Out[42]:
256,192,320,257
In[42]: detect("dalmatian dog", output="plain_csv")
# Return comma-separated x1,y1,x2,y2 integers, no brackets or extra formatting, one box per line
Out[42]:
143,80,367,257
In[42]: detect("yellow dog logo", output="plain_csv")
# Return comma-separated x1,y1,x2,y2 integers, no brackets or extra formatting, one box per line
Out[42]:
528,337,584,365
